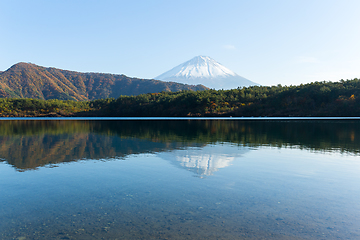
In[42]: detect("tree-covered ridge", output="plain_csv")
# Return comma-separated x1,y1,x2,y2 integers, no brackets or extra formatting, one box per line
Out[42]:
92,78,360,117
0,98,90,117
0,78,359,117
0,62,208,101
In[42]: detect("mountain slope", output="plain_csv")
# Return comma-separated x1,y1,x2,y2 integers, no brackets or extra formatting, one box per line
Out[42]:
0,63,208,101
155,56,259,89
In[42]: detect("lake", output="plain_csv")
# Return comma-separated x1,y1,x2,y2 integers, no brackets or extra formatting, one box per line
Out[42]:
0,119,359,239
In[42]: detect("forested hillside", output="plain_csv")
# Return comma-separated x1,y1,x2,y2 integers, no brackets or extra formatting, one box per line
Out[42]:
0,63,208,100
90,78,360,117
0,78,359,117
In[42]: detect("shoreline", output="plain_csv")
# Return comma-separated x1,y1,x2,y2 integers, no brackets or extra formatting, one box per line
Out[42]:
1,116,360,120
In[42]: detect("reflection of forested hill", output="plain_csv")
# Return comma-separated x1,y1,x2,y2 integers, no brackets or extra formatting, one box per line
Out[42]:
92,120,360,153
0,133,195,171
0,120,359,171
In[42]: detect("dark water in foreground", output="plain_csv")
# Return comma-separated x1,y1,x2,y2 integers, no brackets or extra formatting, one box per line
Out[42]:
0,119,359,239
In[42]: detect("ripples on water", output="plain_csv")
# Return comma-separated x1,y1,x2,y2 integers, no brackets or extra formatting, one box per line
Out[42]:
0,119,359,239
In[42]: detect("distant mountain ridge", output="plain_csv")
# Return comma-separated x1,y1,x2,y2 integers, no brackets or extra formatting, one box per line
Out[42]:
155,56,259,89
0,62,208,101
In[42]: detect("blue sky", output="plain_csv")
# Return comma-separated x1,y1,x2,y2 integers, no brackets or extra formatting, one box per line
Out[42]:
1,0,359,86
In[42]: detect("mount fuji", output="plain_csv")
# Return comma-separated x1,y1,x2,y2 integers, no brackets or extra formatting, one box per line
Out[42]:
155,56,259,89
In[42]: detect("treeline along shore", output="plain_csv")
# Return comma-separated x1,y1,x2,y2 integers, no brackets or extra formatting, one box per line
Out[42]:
0,79,360,117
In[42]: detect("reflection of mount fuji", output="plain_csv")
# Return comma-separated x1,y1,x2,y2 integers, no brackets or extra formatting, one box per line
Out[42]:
159,145,249,177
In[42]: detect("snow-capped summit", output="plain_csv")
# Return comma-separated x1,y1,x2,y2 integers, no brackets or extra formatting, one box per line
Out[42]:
155,56,259,89
158,56,237,79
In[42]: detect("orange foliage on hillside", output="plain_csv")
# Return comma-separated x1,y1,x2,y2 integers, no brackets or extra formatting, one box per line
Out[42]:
0,63,208,101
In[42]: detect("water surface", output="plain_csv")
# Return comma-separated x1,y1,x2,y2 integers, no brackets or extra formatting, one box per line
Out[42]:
0,120,359,239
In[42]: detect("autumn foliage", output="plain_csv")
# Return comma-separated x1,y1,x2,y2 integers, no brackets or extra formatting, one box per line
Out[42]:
0,62,208,101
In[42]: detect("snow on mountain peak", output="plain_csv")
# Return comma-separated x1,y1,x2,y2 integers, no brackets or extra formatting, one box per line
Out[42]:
157,56,238,80
155,56,259,89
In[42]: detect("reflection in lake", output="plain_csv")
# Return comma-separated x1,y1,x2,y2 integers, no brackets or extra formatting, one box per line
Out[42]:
0,119,360,239
0,120,359,171
159,145,249,177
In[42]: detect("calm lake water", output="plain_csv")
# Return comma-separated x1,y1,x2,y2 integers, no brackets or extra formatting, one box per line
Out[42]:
0,119,359,239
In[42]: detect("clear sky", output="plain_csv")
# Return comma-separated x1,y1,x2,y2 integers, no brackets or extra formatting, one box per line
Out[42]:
1,0,359,86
